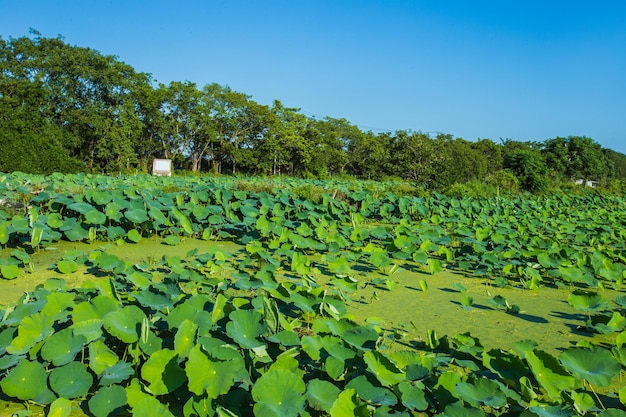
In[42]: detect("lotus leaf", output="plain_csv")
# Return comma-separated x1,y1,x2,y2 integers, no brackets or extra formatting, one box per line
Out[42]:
341,325,379,350
454,377,507,408
140,348,186,395
252,368,306,417
523,349,576,400
100,361,135,386
568,290,609,312
41,328,86,366
6,312,54,355
559,347,620,387
124,208,149,223
85,209,107,225
186,345,239,398
164,235,181,245
89,339,120,375
103,305,145,343
1,263,20,279
226,309,267,349
0,358,49,401
126,228,142,242
345,375,397,406
306,379,340,413
68,202,95,214
328,388,364,417
442,401,486,417
88,385,128,417
49,361,93,399
107,225,126,240
398,381,428,411
172,206,194,235
64,221,89,241
133,397,174,417
364,350,406,387
174,319,198,358
48,397,72,417
57,259,78,274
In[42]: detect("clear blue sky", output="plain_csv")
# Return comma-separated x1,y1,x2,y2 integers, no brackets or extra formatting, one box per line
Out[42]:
2,0,625,153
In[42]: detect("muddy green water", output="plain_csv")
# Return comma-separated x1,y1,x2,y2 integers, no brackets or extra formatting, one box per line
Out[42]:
348,267,617,354
0,239,618,356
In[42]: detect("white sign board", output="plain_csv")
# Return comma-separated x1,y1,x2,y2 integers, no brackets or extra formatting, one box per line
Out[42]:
152,159,172,176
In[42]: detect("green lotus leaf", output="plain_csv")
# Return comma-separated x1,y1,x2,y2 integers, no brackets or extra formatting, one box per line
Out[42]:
57,259,79,274
100,361,135,386
321,335,356,361
85,209,107,225
226,309,267,349
329,388,362,416
559,347,620,387
1,263,20,279
125,208,149,224
30,225,44,247
49,361,93,399
0,354,20,370
88,385,127,417
442,401,486,417
95,252,122,270
252,368,306,417
88,190,112,206
0,221,10,245
528,403,576,417
454,377,507,408
346,375,397,406
138,329,163,355
305,379,340,413
68,202,95,214
64,221,90,241
186,344,239,398
172,206,194,235
140,348,186,395
103,305,145,343
174,319,198,358
327,256,351,274
105,202,124,222
427,258,442,274
89,339,120,375
47,213,65,229
0,359,49,401
341,325,379,350
568,290,609,312
524,349,576,400
48,397,72,417
6,312,54,355
598,409,626,417
126,229,142,243
41,328,87,366
107,225,126,240
164,235,181,246
148,207,169,225
132,396,175,417
363,350,406,387
398,381,428,411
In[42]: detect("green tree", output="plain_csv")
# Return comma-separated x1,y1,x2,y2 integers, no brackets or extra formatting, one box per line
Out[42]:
542,136,614,182
504,148,548,193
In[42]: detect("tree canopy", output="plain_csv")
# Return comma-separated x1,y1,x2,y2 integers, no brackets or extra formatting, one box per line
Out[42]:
1,33,625,193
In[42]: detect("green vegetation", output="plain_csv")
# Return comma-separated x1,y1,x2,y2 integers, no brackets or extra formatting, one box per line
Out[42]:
2,33,626,195
0,172,624,416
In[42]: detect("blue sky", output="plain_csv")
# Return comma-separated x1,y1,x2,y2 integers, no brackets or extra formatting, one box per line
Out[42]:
2,1,625,153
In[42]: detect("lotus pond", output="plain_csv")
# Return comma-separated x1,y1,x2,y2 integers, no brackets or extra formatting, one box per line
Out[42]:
0,172,624,417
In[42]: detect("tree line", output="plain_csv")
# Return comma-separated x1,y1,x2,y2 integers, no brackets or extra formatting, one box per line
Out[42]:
1,32,625,193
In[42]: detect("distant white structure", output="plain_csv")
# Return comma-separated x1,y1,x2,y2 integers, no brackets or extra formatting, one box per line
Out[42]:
574,179,597,188
152,159,172,176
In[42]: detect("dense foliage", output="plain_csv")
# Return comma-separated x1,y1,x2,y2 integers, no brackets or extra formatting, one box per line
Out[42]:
0,173,624,416
1,33,626,193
